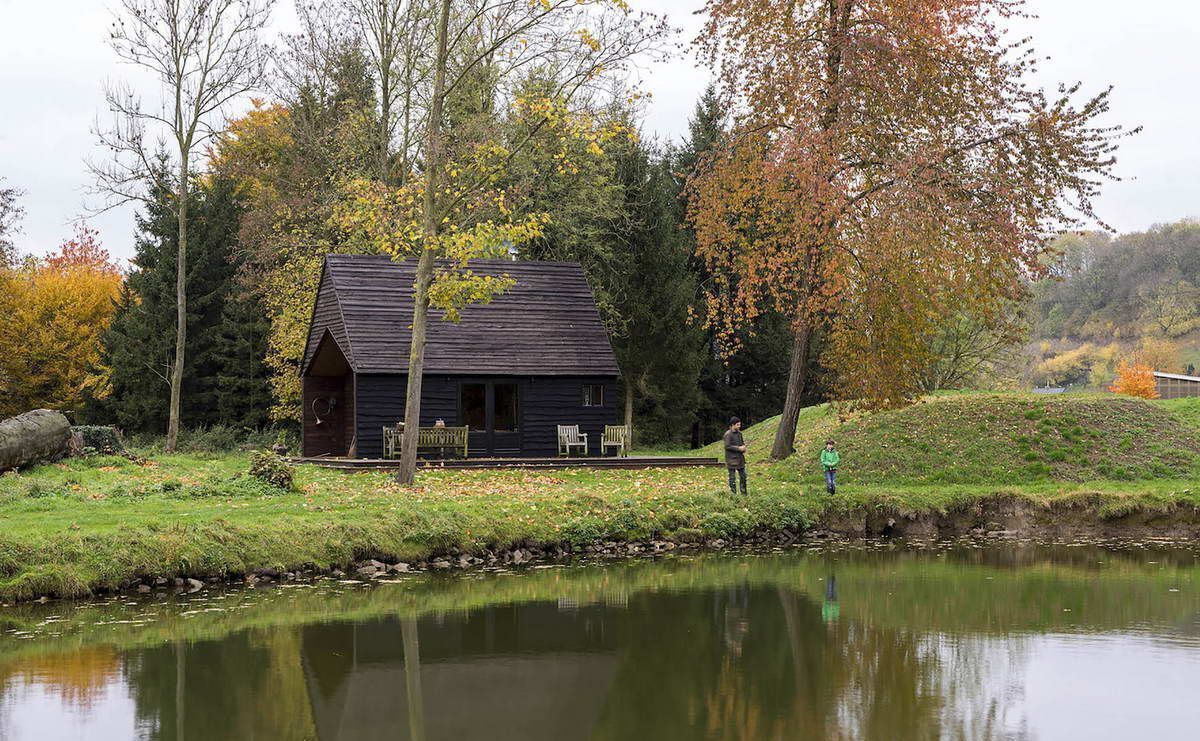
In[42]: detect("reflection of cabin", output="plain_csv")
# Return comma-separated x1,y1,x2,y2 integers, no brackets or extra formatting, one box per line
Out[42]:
1154,371,1200,399
300,605,619,741
301,255,620,459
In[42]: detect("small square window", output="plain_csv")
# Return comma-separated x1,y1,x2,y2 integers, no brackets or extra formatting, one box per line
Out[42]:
582,384,604,407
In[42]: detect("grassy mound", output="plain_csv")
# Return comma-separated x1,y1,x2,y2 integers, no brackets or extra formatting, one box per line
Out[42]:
778,394,1200,485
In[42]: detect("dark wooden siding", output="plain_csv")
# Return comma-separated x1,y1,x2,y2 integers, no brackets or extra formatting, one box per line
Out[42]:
520,376,617,457
352,373,617,458
303,375,353,457
354,375,459,459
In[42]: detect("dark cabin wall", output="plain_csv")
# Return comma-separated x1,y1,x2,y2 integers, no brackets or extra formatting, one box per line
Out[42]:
354,374,458,459
303,374,354,457
303,332,355,458
352,374,618,458
522,376,618,457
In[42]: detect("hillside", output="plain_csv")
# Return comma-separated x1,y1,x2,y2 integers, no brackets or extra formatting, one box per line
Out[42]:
721,394,1200,485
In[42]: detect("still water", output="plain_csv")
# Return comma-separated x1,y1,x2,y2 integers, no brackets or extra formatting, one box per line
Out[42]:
2,540,1200,740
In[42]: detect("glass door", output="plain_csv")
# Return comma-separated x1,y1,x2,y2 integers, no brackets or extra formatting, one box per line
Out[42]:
491,383,521,456
460,383,488,455
459,381,522,456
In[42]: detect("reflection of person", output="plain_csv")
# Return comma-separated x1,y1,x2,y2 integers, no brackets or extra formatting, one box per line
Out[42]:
822,574,840,624
723,417,749,496
820,439,840,494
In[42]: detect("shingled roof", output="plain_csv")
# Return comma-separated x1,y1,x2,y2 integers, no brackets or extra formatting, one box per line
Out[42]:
302,255,620,377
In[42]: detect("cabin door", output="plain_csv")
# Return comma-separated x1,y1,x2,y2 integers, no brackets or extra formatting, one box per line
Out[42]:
460,380,522,457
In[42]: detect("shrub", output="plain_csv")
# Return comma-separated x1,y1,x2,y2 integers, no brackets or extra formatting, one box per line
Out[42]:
1109,361,1159,399
72,426,124,455
248,452,294,491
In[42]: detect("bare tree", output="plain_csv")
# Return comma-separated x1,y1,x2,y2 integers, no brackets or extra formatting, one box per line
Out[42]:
345,0,432,184
0,178,23,266
89,0,273,450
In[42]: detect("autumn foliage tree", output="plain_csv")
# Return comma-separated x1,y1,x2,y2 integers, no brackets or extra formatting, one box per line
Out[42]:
1109,361,1158,400
690,0,1131,459
0,227,123,418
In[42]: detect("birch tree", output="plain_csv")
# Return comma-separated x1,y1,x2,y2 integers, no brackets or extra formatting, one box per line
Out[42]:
89,0,273,450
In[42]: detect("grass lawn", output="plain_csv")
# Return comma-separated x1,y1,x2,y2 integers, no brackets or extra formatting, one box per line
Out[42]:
1,392,1199,601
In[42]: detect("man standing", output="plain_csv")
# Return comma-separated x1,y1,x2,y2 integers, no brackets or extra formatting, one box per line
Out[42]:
724,417,748,496
821,439,840,494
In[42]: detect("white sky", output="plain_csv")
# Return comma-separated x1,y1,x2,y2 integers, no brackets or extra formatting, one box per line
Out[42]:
0,0,1196,263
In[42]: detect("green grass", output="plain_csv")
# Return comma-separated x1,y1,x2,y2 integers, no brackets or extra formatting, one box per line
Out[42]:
1157,397,1200,432
780,393,1200,486
1,391,1199,602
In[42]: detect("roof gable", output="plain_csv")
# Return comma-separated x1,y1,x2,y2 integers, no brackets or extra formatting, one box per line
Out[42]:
305,255,620,377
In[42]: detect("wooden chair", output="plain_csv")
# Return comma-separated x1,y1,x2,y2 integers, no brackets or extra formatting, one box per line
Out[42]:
602,425,630,457
382,425,402,459
557,425,588,457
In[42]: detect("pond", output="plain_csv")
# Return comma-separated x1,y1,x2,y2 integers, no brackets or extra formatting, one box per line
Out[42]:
2,539,1200,740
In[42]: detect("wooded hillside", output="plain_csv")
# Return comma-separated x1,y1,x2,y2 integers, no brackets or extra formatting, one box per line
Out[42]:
1026,220,1200,387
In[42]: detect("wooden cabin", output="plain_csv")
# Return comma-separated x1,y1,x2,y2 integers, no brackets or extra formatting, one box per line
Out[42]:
1154,371,1200,399
301,255,620,459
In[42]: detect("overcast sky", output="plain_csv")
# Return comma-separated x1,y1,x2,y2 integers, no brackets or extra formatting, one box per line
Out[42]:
1,0,1196,263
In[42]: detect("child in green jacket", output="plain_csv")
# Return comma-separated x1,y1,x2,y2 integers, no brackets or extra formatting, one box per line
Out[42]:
821,440,840,494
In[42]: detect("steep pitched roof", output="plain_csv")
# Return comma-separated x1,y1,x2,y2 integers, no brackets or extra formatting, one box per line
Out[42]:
302,255,620,376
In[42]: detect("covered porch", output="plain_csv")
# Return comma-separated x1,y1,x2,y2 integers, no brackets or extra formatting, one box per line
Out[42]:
286,455,722,471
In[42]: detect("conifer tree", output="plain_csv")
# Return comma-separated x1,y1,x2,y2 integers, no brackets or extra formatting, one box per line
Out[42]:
94,176,271,432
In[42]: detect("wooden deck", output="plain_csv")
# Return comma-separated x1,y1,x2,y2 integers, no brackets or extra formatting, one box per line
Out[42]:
288,455,722,471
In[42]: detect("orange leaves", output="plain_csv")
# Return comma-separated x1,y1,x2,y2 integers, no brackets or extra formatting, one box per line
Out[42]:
0,225,123,416
1109,362,1159,400
690,0,1123,411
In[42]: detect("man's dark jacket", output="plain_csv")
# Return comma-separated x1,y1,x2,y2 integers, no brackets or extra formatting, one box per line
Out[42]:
723,429,746,469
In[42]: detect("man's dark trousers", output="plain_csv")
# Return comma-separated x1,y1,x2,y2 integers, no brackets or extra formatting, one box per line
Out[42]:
728,466,748,496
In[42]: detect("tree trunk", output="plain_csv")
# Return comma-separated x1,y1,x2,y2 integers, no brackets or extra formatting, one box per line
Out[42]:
396,0,452,486
397,249,436,484
770,328,812,460
0,409,72,471
166,154,189,452
624,380,634,435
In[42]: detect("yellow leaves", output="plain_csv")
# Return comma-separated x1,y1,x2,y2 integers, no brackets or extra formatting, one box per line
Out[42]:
576,28,601,53
0,227,123,417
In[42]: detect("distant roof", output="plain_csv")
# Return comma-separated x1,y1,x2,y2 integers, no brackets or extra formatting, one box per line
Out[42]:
1032,386,1066,394
304,255,620,377
1153,372,1200,382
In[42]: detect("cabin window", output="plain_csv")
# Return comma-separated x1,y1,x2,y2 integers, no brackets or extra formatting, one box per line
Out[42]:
494,383,519,432
582,384,605,407
462,383,486,430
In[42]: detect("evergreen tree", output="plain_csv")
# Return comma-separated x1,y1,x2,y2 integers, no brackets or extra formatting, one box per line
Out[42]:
607,138,706,445
92,175,272,432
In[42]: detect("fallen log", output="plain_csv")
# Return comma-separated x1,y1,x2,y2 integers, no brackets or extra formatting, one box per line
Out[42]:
0,409,73,472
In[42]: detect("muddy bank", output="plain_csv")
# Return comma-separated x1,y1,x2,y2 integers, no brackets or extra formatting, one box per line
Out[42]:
817,493,1200,540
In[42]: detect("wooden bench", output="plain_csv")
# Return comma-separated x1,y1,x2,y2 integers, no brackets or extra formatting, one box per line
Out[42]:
601,425,630,457
383,425,469,459
557,424,588,457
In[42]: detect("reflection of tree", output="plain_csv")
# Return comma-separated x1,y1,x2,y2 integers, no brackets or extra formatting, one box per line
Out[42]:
0,646,121,711
123,628,317,740
402,618,425,741
776,584,1031,741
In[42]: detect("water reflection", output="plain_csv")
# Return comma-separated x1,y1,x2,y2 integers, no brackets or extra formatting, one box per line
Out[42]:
2,543,1200,740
